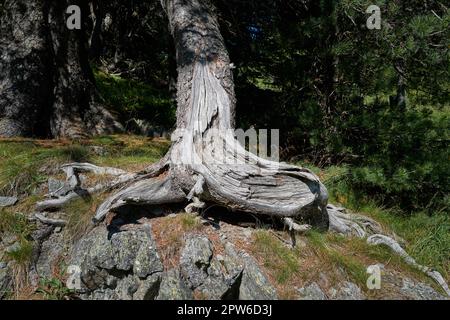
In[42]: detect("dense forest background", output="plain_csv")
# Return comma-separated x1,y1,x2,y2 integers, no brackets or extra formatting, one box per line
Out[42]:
1,0,448,213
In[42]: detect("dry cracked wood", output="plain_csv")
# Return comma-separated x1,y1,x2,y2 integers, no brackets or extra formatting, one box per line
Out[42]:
91,0,329,227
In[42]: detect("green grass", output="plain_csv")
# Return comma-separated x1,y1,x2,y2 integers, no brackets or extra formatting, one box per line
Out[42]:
297,162,450,281
0,210,35,266
0,135,170,197
37,278,73,300
179,213,203,231
252,230,299,284
306,231,368,287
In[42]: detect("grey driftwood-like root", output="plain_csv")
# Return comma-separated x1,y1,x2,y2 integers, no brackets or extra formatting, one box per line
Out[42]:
36,162,145,212
367,234,450,297
328,204,450,297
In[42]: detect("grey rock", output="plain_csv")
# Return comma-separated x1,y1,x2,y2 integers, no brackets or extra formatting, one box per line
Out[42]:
297,282,327,300
329,281,366,300
180,235,213,288
36,232,64,279
69,226,164,299
133,229,163,278
400,277,447,300
0,262,7,269
0,196,18,207
87,229,115,270
5,242,21,254
111,230,144,271
115,275,139,300
239,253,278,300
224,243,277,300
87,288,119,300
0,267,12,299
134,274,162,300
197,255,243,300
156,269,193,300
47,178,71,196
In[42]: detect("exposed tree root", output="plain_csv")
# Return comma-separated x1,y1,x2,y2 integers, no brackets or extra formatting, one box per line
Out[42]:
33,213,67,227
328,204,450,297
367,234,450,297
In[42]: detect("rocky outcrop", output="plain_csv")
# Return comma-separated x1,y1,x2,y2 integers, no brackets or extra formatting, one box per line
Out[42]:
69,225,163,300
68,227,277,300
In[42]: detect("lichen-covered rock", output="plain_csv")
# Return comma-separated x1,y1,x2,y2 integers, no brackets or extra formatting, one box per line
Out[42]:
133,231,163,278
134,274,162,300
397,277,447,300
239,253,278,300
36,232,64,279
224,243,277,300
69,225,164,300
115,275,140,300
111,231,144,271
156,269,193,300
0,196,18,207
197,254,243,299
328,281,366,300
180,235,213,289
47,178,71,196
297,282,327,300
0,264,11,299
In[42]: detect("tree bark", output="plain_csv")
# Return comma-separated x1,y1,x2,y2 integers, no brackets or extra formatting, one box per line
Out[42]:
0,0,52,136
0,0,122,138
92,0,329,229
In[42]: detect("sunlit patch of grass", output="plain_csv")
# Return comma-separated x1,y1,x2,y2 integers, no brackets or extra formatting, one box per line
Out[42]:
36,278,73,300
0,135,171,196
306,231,367,287
0,210,36,298
0,210,34,240
251,230,299,285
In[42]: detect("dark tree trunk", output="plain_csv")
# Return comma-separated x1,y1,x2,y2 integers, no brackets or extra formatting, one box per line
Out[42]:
0,0,52,136
0,0,122,138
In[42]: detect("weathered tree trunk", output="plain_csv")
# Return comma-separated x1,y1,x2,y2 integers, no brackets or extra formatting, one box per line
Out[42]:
90,0,329,229
0,0,122,138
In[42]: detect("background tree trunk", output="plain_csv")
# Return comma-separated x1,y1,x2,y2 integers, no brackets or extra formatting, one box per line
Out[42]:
0,0,122,138
0,0,52,137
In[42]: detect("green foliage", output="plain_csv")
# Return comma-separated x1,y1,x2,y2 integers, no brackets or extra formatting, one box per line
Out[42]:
0,211,35,265
37,278,73,300
94,69,175,128
313,165,450,279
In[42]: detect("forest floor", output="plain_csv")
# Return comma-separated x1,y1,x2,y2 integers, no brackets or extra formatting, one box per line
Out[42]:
0,135,448,299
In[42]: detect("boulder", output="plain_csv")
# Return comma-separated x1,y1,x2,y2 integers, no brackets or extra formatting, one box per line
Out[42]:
328,281,366,300
156,269,193,300
0,196,18,207
179,235,213,288
297,282,327,300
